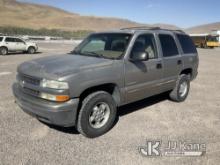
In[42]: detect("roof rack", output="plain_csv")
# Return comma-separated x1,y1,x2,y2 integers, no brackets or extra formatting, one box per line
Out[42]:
120,26,185,33
120,26,161,30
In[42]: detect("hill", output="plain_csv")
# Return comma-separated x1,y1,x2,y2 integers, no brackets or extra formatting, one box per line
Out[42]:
0,0,144,31
185,22,220,34
0,0,182,32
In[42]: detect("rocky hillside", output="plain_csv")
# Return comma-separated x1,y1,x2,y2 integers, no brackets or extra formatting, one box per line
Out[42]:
185,22,220,34
0,0,144,31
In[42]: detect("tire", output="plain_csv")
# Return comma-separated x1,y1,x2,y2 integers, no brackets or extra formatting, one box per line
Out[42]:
77,91,117,138
0,47,8,56
169,74,190,102
27,47,36,54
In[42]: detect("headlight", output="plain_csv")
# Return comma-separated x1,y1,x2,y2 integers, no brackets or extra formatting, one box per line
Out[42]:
40,79,69,89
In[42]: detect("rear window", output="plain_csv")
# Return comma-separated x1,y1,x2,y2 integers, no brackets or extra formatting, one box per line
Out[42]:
177,34,197,54
0,37,3,42
159,34,179,57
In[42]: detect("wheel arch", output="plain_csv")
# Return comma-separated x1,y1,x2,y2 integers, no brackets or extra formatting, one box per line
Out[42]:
180,68,193,79
79,83,121,107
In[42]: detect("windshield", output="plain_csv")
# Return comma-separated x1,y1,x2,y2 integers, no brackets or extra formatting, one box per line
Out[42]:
207,36,219,42
72,33,132,59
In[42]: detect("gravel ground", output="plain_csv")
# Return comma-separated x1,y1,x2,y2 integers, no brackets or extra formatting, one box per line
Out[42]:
0,43,220,165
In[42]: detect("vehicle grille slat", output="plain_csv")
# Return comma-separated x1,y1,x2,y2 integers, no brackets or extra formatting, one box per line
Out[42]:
18,73,41,97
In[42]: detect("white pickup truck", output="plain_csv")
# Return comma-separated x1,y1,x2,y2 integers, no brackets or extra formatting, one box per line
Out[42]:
0,36,38,55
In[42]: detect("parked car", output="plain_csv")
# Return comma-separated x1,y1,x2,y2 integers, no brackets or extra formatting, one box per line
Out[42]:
0,36,38,55
12,27,199,138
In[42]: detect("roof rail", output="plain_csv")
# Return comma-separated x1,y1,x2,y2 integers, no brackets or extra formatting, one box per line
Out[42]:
121,26,185,33
120,26,161,30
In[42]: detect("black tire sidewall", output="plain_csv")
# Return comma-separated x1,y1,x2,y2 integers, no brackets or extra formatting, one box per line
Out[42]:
78,92,116,138
176,75,190,102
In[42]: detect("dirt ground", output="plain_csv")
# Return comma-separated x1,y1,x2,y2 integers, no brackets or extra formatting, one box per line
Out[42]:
0,43,219,165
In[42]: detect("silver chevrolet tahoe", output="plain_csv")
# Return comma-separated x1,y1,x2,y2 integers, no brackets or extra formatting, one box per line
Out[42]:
12,27,199,138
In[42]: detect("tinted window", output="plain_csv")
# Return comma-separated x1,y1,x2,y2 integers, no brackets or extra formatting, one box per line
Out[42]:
5,37,16,42
0,37,3,42
14,38,24,43
159,34,179,57
131,34,157,59
177,34,197,54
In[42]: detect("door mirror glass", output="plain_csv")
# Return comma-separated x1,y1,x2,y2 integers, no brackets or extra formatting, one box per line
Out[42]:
131,51,149,61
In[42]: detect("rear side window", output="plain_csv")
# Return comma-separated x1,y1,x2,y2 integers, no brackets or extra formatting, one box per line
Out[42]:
159,34,179,57
5,37,16,42
0,37,3,42
177,34,197,54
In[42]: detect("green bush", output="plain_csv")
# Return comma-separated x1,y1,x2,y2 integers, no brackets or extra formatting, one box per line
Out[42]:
0,26,93,39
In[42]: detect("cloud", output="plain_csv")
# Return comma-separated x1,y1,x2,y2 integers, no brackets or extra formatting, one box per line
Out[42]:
146,0,160,9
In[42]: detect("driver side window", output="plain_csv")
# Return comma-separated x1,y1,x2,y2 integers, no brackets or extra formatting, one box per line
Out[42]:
131,34,157,59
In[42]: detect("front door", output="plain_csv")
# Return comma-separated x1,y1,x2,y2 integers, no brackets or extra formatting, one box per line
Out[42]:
124,33,164,103
15,38,26,51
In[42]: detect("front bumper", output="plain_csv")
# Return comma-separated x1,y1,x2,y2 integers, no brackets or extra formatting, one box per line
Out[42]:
12,83,79,127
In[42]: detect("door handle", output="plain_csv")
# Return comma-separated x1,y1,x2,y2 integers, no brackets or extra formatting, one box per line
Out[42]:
177,60,182,65
156,63,162,69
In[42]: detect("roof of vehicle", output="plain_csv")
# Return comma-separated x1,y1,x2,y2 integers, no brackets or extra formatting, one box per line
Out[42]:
0,35,21,38
95,26,186,35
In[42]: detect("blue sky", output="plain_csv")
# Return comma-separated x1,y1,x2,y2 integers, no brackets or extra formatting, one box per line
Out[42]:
19,0,220,28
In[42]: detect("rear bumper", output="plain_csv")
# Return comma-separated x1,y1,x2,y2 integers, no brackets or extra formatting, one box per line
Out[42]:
12,83,79,127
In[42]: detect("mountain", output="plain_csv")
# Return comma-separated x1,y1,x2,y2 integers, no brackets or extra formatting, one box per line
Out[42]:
185,22,220,34
0,0,181,32
0,0,144,31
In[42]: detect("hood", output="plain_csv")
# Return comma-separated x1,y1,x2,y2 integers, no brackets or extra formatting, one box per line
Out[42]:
18,54,114,79
26,41,36,45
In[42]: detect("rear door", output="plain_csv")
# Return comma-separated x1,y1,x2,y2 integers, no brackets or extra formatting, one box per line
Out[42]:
158,33,182,91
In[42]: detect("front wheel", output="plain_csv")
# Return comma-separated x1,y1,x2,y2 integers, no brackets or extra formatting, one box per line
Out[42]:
27,47,36,54
77,91,117,138
169,74,190,102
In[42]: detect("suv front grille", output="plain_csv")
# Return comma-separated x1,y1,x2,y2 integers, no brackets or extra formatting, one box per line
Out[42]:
23,87,40,97
17,73,41,97
19,74,41,86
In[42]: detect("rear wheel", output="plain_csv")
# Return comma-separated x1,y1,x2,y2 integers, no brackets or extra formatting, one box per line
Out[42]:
77,91,117,138
169,74,190,102
27,47,36,54
0,47,8,55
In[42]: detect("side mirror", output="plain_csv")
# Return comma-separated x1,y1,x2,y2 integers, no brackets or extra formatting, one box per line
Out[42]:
130,52,149,61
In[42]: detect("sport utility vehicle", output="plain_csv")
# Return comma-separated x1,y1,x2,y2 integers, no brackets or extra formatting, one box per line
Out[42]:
12,27,199,138
0,36,38,55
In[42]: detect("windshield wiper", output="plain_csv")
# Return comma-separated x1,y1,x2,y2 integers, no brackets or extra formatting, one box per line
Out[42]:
82,51,106,58
72,50,115,59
